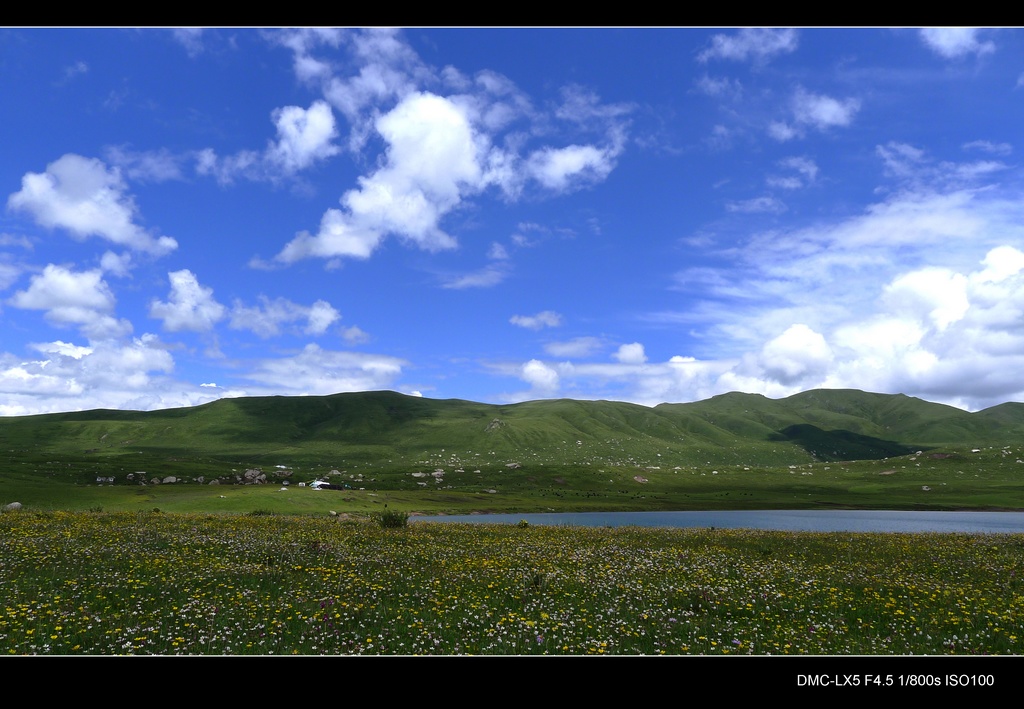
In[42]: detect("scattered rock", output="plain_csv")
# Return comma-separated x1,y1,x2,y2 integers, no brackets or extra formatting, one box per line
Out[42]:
633,475,648,483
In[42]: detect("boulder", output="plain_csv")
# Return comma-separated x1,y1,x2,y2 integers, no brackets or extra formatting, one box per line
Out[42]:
3,502,22,512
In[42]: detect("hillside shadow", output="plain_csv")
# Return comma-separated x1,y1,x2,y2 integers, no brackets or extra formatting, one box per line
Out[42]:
770,423,923,462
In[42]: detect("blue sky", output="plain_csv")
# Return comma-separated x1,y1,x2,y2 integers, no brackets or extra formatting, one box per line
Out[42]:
3,27,1024,415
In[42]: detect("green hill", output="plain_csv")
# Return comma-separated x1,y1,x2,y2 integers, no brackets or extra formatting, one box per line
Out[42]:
4,388,1024,514
4,387,1024,474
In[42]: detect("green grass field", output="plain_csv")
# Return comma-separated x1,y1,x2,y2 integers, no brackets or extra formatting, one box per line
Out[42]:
2,510,1021,655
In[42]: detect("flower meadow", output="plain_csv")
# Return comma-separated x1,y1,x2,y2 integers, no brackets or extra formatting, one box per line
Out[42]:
1,510,1022,655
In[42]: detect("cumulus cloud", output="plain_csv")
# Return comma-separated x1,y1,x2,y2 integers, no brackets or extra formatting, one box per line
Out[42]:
229,295,340,337
149,270,226,333
768,121,799,142
520,358,560,394
9,264,131,339
269,30,629,266
341,325,370,344
525,143,619,192
614,342,648,364
515,167,1024,409
792,87,860,130
99,250,133,277
698,28,798,63
0,334,209,416
198,100,341,183
276,92,486,262
756,324,832,385
7,154,178,255
267,100,341,173
510,311,563,330
882,268,969,331
241,343,406,395
919,28,995,59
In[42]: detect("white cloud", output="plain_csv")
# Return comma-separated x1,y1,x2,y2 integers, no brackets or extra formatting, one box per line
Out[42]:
877,141,1009,190
441,263,510,289
0,334,204,416
526,143,618,192
0,261,22,291
198,101,340,183
99,250,133,277
7,154,177,255
229,295,340,338
614,342,647,364
919,28,995,59
149,270,226,333
698,28,798,63
726,196,787,214
520,358,559,394
9,264,130,339
765,176,803,190
510,311,563,330
242,343,406,395
58,60,88,84
695,75,742,99
962,140,1012,156
756,324,832,385
791,87,860,131
544,337,603,358
172,28,205,57
488,242,509,260
341,325,370,344
104,146,186,183
270,31,629,266
768,121,799,142
0,233,33,250
306,299,341,335
882,267,969,331
767,158,818,190
267,100,341,173
276,92,487,262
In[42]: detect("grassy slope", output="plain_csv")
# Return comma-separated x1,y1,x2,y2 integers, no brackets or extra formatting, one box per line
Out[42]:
3,388,1024,513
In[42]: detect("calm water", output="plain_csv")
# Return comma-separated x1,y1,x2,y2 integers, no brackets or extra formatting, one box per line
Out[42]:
411,510,1024,533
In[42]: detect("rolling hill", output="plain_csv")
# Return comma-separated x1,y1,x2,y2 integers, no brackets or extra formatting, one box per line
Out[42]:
3,388,1024,478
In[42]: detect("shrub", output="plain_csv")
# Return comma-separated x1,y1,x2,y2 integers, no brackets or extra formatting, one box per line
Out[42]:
375,509,409,529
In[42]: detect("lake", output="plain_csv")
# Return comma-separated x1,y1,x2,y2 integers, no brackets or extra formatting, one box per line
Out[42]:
411,509,1024,533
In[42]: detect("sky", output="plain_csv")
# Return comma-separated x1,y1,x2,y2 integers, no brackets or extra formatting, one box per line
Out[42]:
3,27,1024,416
